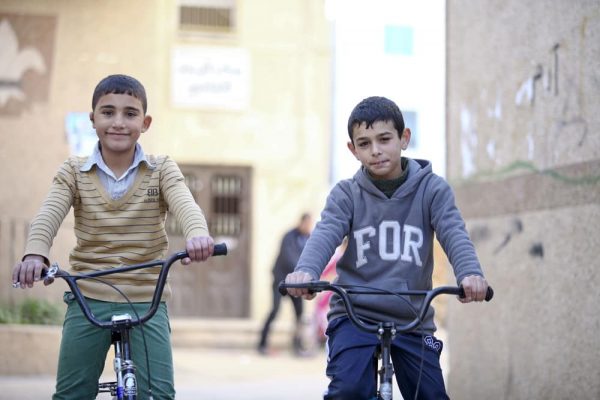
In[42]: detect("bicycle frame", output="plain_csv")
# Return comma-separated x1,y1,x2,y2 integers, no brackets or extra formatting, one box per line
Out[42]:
16,244,227,400
279,280,493,400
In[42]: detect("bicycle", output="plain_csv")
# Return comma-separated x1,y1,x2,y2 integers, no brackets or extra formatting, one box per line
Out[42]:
13,243,227,400
278,280,493,400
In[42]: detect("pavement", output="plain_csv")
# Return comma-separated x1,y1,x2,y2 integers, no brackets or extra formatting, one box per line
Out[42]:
0,345,413,399
0,346,332,400
0,318,443,399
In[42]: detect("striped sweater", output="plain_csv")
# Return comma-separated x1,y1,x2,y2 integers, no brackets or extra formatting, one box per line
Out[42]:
24,155,209,302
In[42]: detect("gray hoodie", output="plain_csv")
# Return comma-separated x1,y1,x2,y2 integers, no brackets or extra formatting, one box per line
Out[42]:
296,158,483,334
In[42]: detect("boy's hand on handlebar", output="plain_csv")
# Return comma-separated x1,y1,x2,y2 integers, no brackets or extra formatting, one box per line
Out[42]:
182,236,215,265
459,275,488,303
12,255,52,288
285,271,316,300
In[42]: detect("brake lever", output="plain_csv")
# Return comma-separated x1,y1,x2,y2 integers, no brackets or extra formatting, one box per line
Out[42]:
12,263,59,288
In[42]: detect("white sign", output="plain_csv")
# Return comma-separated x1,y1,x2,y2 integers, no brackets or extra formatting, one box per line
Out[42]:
171,46,250,110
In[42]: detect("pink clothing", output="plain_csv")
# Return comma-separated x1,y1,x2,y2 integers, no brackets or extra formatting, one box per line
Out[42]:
313,249,343,342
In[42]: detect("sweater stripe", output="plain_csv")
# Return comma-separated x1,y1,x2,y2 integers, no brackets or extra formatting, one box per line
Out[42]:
25,155,209,302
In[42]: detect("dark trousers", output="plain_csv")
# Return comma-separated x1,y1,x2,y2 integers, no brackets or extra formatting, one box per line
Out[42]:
259,280,304,350
324,317,448,400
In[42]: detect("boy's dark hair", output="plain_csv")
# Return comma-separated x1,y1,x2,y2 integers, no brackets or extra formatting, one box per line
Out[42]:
347,96,405,142
92,74,148,113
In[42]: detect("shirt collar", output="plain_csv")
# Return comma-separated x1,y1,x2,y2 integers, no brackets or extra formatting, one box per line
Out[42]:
80,142,155,174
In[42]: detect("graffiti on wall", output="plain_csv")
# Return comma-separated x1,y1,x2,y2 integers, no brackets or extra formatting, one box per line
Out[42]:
469,218,544,261
515,40,590,148
0,14,56,115
515,44,560,106
458,14,598,183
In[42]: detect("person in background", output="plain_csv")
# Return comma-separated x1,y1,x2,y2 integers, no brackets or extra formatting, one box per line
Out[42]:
258,213,314,356
312,237,348,346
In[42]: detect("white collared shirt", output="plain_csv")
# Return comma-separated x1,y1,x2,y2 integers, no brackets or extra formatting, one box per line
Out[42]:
81,142,155,200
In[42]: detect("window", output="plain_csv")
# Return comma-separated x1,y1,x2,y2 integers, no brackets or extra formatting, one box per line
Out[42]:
384,25,414,56
210,175,242,236
178,0,236,33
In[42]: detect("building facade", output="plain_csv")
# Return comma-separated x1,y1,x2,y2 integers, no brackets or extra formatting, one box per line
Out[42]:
0,0,332,323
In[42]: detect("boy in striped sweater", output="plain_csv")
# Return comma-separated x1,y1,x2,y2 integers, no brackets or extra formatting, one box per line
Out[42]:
12,74,214,399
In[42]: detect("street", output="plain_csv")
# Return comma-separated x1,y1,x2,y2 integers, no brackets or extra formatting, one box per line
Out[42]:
0,346,330,400
0,324,442,399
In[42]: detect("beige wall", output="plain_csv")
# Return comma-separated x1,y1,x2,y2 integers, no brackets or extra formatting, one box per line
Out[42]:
446,1,600,398
0,0,332,322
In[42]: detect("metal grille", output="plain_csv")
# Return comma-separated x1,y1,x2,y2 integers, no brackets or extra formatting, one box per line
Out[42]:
179,5,233,31
210,175,242,236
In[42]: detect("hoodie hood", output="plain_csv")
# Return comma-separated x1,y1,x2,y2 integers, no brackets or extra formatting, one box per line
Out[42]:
353,158,432,199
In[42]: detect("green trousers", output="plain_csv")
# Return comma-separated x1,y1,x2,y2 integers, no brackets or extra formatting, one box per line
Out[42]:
53,293,175,400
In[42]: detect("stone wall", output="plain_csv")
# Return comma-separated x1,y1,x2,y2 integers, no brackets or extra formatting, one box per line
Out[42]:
445,1,600,399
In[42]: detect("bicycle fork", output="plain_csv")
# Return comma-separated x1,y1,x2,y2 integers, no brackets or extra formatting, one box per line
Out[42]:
376,323,396,400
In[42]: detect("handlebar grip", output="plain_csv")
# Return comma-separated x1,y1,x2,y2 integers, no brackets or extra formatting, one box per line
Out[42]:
458,286,494,301
278,280,330,296
486,286,494,301
278,280,288,296
213,243,227,256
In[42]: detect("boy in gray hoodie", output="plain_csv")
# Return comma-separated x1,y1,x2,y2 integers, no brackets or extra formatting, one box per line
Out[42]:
284,96,488,399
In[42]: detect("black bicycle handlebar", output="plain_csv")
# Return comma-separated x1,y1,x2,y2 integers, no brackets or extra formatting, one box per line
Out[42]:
278,280,493,334
40,243,227,329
